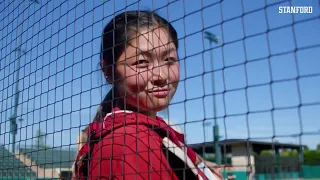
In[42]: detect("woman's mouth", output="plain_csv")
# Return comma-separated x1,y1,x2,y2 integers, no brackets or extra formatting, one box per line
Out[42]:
148,89,170,98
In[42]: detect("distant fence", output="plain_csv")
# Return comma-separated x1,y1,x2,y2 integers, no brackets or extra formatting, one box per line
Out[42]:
302,165,320,179
255,156,300,174
229,165,320,180
254,166,320,180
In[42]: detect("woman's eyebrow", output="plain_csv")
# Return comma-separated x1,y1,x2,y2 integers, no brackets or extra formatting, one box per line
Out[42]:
136,48,153,58
161,47,177,57
127,43,153,58
128,43,176,59
137,46,177,57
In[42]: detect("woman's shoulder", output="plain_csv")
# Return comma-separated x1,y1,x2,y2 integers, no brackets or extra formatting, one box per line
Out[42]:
100,110,164,141
161,118,183,134
96,124,163,156
96,110,183,145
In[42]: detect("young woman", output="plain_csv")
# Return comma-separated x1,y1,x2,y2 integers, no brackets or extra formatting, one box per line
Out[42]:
73,10,223,180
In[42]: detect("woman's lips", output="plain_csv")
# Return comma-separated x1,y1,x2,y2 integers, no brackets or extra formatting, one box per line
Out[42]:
148,89,169,98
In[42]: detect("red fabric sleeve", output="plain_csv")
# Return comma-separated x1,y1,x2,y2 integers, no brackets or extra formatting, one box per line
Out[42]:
169,128,197,164
186,146,197,164
88,125,179,180
173,131,185,144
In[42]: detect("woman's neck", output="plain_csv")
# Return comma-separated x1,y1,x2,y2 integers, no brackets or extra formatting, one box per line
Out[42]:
114,99,157,118
141,111,157,119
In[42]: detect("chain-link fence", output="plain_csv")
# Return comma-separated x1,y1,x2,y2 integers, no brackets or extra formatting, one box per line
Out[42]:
0,0,319,179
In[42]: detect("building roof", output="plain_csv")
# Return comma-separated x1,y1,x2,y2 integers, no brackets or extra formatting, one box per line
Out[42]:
219,139,306,149
189,139,306,154
19,147,78,169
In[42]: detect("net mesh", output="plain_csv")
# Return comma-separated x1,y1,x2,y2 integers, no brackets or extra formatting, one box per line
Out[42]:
0,0,319,179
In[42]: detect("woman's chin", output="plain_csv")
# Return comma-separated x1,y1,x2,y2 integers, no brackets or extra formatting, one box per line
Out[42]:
139,102,168,113
132,95,171,113
152,101,170,112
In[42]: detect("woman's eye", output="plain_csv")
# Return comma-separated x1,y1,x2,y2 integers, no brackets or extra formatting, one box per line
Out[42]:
165,57,177,63
133,59,148,67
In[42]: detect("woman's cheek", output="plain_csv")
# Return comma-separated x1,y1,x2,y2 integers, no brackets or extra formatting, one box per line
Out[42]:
136,71,150,90
124,71,148,94
169,65,180,83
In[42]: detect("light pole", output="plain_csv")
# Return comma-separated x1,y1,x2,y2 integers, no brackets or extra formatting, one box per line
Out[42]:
204,122,223,160
9,47,24,153
9,0,40,153
30,0,40,4
204,31,221,165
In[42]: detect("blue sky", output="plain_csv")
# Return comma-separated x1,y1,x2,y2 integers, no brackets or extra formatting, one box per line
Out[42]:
0,0,319,152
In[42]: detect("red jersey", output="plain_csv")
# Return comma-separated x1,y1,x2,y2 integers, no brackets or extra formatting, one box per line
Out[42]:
73,108,212,180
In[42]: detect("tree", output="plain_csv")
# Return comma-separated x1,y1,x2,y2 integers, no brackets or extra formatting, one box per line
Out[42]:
252,152,259,156
303,150,320,165
280,149,298,157
35,129,49,148
260,150,273,156
289,149,298,157
317,144,320,151
280,149,290,157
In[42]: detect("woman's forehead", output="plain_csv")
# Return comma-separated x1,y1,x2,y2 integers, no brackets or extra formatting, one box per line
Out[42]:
131,27,176,52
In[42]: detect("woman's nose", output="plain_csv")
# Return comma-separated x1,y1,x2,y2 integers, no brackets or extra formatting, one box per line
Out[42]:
150,64,168,86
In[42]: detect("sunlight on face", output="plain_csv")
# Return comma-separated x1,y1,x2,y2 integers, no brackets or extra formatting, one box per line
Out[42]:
115,27,180,112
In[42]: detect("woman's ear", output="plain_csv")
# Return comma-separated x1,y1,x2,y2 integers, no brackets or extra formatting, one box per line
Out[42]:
100,59,113,84
106,76,113,84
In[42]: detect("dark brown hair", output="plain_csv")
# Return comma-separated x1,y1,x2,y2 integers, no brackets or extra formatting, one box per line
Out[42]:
94,10,179,121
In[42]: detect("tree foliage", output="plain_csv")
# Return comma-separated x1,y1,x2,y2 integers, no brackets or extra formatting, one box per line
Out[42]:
280,149,298,157
260,150,273,156
303,149,320,165
256,147,320,165
34,129,50,149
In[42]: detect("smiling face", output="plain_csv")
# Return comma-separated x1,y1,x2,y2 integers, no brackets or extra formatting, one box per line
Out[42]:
114,27,180,113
